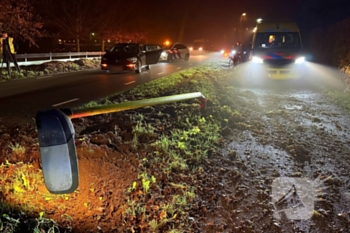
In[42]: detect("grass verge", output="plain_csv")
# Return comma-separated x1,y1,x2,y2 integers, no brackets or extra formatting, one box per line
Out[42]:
0,60,248,232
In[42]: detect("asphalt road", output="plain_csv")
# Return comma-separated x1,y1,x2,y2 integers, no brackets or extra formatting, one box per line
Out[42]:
0,52,218,124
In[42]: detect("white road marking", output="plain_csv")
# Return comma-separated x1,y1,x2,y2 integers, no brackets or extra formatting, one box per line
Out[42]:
177,67,182,70
52,98,79,107
157,72,164,75
37,75,53,79
124,81,136,85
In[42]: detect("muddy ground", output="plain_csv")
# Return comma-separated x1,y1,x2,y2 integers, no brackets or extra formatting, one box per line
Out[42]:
192,62,350,233
1,59,350,232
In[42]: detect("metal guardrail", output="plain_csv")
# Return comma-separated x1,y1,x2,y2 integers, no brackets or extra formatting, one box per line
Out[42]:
6,51,104,67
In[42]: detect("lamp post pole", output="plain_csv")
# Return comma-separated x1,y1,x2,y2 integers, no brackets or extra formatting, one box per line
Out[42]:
239,13,247,42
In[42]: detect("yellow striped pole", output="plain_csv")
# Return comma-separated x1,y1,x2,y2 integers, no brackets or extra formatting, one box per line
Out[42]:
65,92,206,119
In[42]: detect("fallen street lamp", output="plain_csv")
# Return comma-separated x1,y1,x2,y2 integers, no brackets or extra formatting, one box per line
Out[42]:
36,92,207,194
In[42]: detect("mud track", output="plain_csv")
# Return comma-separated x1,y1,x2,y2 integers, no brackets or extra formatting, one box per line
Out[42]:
193,70,350,232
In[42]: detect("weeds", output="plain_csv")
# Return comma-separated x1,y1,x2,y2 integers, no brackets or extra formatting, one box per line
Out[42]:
8,143,25,156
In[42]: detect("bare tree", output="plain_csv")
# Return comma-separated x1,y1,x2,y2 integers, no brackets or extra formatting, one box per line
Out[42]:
40,0,98,52
93,0,146,51
0,0,43,46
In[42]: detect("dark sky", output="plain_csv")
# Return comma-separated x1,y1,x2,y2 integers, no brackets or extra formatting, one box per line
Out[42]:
142,0,350,46
144,0,303,43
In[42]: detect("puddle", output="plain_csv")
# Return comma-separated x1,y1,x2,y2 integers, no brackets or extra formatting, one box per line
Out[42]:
228,131,295,177
284,105,303,110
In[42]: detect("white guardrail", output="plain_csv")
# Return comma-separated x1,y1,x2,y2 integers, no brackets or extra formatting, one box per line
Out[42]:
4,51,104,67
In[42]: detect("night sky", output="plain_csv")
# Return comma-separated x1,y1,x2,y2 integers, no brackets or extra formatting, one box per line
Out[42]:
141,0,350,47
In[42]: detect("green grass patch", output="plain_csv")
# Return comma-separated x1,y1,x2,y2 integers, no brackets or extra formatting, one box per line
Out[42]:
327,91,350,112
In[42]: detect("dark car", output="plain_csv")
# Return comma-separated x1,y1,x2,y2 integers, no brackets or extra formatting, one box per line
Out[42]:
101,43,162,73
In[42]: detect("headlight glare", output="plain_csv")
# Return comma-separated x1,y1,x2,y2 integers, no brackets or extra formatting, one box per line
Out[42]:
252,56,263,63
295,57,305,64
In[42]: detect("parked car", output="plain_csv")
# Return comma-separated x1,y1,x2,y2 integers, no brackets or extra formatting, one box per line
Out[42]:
159,43,190,62
101,43,162,73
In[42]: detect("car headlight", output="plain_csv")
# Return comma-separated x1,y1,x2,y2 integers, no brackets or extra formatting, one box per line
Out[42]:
295,57,305,64
252,56,263,63
127,57,137,62
161,52,167,56
231,50,236,55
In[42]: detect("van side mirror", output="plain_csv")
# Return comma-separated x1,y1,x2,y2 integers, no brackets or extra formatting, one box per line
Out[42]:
36,109,79,194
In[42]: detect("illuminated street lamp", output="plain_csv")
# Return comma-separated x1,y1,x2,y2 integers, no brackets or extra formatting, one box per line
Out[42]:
164,40,170,46
238,13,247,42
240,13,247,23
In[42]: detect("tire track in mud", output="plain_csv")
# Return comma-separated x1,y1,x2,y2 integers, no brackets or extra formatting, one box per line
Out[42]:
196,86,350,233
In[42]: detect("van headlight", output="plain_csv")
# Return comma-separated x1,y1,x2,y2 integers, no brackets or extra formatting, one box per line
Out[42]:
295,57,305,64
252,56,263,63
161,52,167,56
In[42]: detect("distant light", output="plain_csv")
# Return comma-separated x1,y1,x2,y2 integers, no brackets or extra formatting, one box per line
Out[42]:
253,27,257,32
91,32,95,36
242,13,246,16
257,18,263,23
164,40,170,45
107,40,111,43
